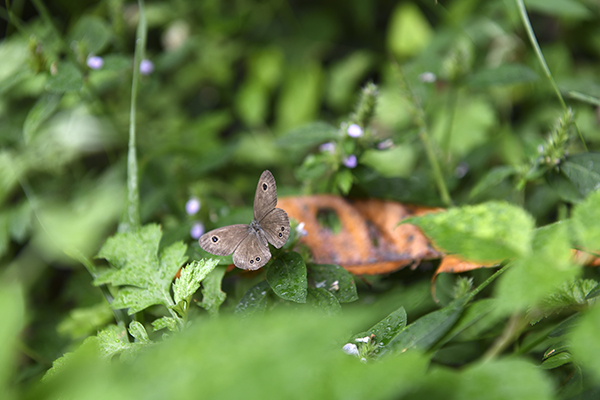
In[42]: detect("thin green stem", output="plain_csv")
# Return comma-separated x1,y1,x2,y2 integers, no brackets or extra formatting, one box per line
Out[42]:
120,0,146,232
393,61,452,207
468,261,511,301
481,312,529,362
514,0,587,151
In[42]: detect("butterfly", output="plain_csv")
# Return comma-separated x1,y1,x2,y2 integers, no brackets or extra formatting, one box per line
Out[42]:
199,170,290,270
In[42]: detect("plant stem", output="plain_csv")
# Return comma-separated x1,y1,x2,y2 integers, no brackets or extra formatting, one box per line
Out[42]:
393,61,453,207
120,0,146,232
514,0,587,151
481,312,529,362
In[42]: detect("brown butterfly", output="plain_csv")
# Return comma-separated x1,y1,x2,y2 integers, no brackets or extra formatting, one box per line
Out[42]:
199,170,290,270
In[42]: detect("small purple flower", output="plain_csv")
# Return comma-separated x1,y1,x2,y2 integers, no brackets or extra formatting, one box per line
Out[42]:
140,59,154,75
343,154,357,169
190,222,205,240
377,139,393,150
347,124,363,138
87,55,104,70
319,142,336,153
185,197,201,215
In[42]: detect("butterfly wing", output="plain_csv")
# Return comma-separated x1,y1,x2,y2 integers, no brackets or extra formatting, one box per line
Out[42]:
232,231,272,270
199,224,249,256
259,208,290,248
253,170,278,222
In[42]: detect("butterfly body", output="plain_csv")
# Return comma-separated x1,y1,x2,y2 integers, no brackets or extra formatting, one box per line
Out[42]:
199,170,290,270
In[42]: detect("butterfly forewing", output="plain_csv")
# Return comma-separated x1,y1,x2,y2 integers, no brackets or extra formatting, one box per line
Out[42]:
259,208,290,248
253,170,278,221
199,224,249,256
232,232,272,270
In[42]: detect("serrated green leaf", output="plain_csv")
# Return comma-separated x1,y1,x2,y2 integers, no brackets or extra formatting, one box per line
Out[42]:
235,281,270,317
152,317,177,332
469,166,517,199
379,296,468,356
128,321,150,344
572,189,600,251
68,16,112,54
23,92,62,144
95,225,188,314
275,121,339,150
404,201,535,263
467,64,539,87
496,223,579,313
560,153,600,197
57,302,114,340
199,266,227,317
537,279,598,316
308,264,358,303
173,259,219,305
549,313,581,338
46,62,83,93
96,325,131,359
306,288,341,315
352,306,407,350
266,252,307,303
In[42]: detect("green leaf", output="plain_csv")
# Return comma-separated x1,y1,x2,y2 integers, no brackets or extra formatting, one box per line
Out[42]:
495,223,579,313
560,153,600,197
525,0,592,20
360,146,416,178
467,64,539,87
23,92,62,144
275,62,323,131
235,281,270,317
387,3,432,58
275,122,339,150
469,166,518,199
151,317,177,332
404,201,535,263
457,359,553,400
326,51,374,110
199,266,227,317
46,62,83,93
334,169,354,195
308,264,358,303
540,352,572,370
95,224,188,314
435,299,498,347
57,302,114,340
352,306,407,349
380,296,468,356
266,252,307,303
306,288,342,315
68,16,112,54
571,189,600,251
128,321,151,344
570,304,600,381
0,284,25,396
173,259,219,305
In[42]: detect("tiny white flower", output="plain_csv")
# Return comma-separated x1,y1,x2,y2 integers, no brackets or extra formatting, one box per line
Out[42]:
355,336,370,343
347,124,363,138
315,280,327,289
295,221,308,237
418,72,437,83
342,343,359,356
329,280,339,291
185,197,201,215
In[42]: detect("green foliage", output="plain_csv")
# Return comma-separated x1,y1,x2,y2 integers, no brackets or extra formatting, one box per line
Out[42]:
404,201,536,262
4,0,600,398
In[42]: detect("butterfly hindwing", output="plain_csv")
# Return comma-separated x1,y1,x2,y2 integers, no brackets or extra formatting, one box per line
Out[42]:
232,231,272,270
259,208,290,249
253,170,278,221
199,224,249,256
